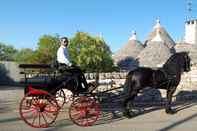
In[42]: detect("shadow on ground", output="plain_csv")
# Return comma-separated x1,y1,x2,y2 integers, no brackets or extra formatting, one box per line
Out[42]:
1,88,197,130
43,89,197,130
158,112,197,131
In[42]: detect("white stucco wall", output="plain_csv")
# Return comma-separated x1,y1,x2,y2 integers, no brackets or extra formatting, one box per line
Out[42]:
184,20,197,44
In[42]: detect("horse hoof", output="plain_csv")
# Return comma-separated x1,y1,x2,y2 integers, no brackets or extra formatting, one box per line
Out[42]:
165,109,176,114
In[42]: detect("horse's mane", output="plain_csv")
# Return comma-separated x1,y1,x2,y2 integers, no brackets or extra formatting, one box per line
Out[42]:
163,52,187,67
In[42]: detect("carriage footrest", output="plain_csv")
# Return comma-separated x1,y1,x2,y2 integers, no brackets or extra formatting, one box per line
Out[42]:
28,86,49,95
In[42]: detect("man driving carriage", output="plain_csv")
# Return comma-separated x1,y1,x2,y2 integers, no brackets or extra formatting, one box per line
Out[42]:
57,36,92,92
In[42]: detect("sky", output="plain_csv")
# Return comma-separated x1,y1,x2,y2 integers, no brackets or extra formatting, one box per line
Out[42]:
0,0,196,53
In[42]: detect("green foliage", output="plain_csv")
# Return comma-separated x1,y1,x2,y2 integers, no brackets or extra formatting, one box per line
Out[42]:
0,43,18,61
15,48,35,63
15,35,60,64
69,32,114,72
33,35,60,64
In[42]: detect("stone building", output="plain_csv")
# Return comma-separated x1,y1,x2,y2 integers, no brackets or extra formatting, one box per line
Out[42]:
184,19,197,45
176,19,197,63
113,31,144,70
138,20,175,68
144,19,176,49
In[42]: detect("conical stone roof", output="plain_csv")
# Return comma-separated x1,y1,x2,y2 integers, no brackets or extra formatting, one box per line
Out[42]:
144,19,175,49
138,30,174,68
113,31,144,70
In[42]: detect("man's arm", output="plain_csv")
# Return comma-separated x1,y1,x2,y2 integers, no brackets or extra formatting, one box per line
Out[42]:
62,55,72,66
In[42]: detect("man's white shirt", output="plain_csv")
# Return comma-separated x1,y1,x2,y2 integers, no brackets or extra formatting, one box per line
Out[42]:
57,45,72,66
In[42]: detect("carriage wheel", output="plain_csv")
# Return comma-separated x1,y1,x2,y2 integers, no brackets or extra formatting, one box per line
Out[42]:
19,93,60,128
69,96,100,126
55,89,66,108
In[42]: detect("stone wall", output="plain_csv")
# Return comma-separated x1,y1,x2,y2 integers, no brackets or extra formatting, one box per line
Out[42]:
0,61,21,85
177,64,197,91
173,64,197,101
85,72,127,80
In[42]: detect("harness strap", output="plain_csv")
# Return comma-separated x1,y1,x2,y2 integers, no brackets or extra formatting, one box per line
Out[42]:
152,68,176,89
159,68,168,80
152,71,157,88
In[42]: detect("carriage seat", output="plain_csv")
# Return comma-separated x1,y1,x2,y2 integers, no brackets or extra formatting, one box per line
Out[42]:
20,76,53,85
21,76,68,95
50,60,75,76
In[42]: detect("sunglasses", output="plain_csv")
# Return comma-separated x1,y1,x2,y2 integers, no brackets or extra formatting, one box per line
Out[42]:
62,40,69,43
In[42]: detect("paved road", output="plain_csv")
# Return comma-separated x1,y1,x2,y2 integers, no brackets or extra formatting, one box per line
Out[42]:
1,87,197,131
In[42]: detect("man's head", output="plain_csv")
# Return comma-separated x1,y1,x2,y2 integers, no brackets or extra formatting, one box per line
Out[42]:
60,37,69,47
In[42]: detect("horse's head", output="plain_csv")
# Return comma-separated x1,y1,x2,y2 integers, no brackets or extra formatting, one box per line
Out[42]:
182,52,191,72
163,52,191,74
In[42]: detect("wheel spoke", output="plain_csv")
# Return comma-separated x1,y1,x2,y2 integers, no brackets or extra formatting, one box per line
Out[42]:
70,112,81,117
85,117,89,126
45,105,58,113
38,112,41,127
22,108,36,114
41,112,48,125
43,111,55,120
31,111,38,125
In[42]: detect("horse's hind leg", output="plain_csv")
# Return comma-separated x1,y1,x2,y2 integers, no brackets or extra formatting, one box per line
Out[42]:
123,91,137,118
165,87,176,114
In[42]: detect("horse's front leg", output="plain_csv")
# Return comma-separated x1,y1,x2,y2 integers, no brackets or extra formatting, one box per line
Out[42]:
165,87,176,114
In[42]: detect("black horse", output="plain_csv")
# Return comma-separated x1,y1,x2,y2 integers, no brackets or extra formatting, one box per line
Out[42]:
123,52,191,118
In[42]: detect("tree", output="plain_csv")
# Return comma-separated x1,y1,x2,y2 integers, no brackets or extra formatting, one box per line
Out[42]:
15,48,35,63
31,35,60,64
15,35,60,64
69,32,114,72
0,43,18,61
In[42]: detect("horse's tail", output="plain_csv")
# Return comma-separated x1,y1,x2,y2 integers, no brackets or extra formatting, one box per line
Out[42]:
123,71,136,110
